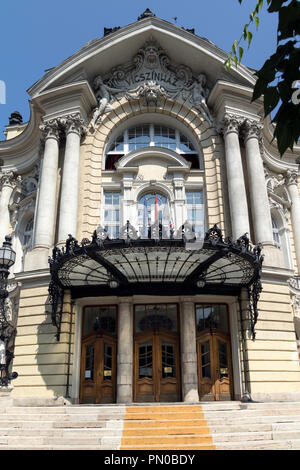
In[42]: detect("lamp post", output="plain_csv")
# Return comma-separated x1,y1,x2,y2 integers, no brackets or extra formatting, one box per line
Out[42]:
0,235,18,387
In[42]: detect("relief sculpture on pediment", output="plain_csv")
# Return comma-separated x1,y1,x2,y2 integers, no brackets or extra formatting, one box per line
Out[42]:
90,38,213,129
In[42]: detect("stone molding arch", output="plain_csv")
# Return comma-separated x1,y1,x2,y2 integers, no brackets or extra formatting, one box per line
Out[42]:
133,181,175,204
78,95,225,240
116,147,191,172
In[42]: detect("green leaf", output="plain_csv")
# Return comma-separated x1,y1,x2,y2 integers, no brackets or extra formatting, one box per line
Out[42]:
263,86,280,115
243,24,248,40
254,15,259,30
247,31,253,48
234,55,238,67
232,40,238,55
239,46,244,63
259,0,264,11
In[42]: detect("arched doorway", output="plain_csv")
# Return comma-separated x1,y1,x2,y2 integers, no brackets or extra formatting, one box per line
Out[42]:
196,304,233,401
80,305,117,404
133,304,181,402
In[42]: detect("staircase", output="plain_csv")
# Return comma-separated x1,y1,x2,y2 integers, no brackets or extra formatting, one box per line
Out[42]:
1,402,300,450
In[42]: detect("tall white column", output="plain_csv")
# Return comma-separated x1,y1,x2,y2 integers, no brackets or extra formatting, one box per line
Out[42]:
180,299,199,402
34,120,60,249
243,119,273,245
58,114,86,244
0,172,20,243
287,170,300,273
117,298,133,403
222,114,250,239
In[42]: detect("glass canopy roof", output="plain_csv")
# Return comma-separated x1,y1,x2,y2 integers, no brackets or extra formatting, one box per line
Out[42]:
49,223,263,294
48,224,263,340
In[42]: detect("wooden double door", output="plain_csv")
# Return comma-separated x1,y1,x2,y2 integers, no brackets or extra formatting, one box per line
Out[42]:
197,330,233,401
80,333,116,404
134,330,181,402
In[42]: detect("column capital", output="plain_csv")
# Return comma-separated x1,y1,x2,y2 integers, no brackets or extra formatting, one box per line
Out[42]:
218,113,244,136
242,119,263,143
39,119,61,141
0,171,22,190
59,113,87,138
286,169,298,187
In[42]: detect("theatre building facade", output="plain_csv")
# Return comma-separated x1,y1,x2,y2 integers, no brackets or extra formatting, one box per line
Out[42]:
1,10,300,405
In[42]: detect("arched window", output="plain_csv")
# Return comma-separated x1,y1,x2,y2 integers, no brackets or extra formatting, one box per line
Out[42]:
105,124,202,170
270,210,293,269
138,192,170,235
23,218,34,251
272,217,281,249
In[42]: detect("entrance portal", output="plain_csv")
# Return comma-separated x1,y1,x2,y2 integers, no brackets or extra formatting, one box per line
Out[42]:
196,304,233,401
80,306,117,404
133,304,181,402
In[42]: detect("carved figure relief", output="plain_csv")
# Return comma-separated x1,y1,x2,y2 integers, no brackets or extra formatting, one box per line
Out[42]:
91,38,213,127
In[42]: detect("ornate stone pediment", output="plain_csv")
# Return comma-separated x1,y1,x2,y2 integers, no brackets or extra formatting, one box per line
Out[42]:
90,38,213,128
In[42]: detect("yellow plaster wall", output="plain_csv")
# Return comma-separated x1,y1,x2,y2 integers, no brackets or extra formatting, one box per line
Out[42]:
11,286,74,399
242,282,300,397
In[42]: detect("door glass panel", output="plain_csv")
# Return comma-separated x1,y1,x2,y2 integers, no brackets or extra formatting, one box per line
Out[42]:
103,343,113,381
201,341,211,378
218,340,229,378
196,304,228,333
83,306,117,336
84,344,94,380
139,342,153,378
162,342,176,378
135,304,177,333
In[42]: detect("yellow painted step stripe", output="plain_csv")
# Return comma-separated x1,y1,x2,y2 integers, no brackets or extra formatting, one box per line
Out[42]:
124,412,205,420
122,435,214,445
125,405,205,413
121,405,216,451
121,445,216,450
122,426,211,436
123,419,209,428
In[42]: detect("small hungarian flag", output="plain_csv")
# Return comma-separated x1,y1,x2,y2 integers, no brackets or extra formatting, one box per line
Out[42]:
155,194,158,223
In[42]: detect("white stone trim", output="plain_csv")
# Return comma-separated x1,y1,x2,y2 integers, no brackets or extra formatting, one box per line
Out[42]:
71,303,83,402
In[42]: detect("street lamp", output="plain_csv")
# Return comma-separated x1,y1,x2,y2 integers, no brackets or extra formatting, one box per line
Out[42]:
0,236,18,387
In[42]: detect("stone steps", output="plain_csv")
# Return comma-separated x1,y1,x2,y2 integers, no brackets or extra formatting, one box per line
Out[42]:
1,402,300,449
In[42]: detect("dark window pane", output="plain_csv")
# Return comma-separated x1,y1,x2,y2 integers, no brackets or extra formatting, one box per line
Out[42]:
103,343,113,381
85,344,94,380
139,342,152,378
162,342,176,378
201,341,210,378
218,341,229,378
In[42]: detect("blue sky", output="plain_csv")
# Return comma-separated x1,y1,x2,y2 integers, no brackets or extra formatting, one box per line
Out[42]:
0,0,278,139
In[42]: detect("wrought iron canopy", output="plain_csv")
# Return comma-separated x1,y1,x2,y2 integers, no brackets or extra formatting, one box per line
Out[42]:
48,224,263,341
